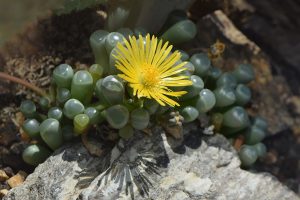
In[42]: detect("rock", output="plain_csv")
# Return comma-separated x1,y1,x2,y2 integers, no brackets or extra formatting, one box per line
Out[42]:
183,173,212,196
7,171,27,188
0,189,8,198
2,167,14,178
1,148,27,170
0,170,9,182
0,122,18,146
232,0,300,94
169,191,189,200
4,124,299,200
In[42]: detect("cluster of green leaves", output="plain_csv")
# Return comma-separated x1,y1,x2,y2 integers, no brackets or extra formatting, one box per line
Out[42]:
182,58,268,167
20,10,267,168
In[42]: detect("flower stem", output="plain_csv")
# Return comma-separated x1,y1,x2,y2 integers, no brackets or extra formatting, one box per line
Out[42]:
0,72,47,97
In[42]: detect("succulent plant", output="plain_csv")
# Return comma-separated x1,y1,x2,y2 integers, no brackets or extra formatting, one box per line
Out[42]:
118,124,134,139
104,104,129,129
213,86,236,107
238,145,258,167
22,119,40,138
71,70,94,105
22,144,52,166
130,108,150,130
253,142,267,158
245,126,266,145
40,118,63,150
161,20,197,44
74,114,90,135
180,106,199,123
196,89,216,113
20,100,37,118
180,75,204,100
90,30,110,73
216,72,237,89
63,99,85,119
56,88,71,104
48,107,63,121
16,14,267,170
190,53,211,77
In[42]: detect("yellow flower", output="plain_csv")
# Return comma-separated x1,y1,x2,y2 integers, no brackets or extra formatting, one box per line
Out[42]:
114,34,192,107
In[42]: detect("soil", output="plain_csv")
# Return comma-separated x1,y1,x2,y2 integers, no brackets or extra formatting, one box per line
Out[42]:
0,0,299,197
0,0,62,46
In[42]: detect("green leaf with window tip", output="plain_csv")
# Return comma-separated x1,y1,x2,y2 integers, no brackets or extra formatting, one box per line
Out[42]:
253,143,267,158
190,53,211,77
252,116,268,131
214,86,236,107
181,75,204,101
74,114,90,135
222,106,250,129
161,20,197,44
232,64,255,84
53,64,74,88
117,28,134,39
119,124,134,139
196,89,216,113
84,107,104,124
71,70,94,105
56,88,71,104
47,107,63,121
238,145,258,167
133,27,147,37
104,104,129,129
40,118,63,150
89,64,104,84
39,97,50,110
20,100,36,118
90,30,110,74
100,75,125,105
22,144,52,166
130,108,150,130
22,119,40,138
245,126,266,145
216,72,237,89
109,48,120,75
63,99,84,119
144,99,159,115
178,50,189,61
105,32,125,54
235,84,251,106
180,106,199,123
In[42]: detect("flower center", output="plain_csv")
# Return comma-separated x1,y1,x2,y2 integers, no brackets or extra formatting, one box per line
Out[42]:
140,63,160,88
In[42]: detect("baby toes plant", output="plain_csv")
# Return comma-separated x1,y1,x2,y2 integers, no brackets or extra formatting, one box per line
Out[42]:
6,10,268,168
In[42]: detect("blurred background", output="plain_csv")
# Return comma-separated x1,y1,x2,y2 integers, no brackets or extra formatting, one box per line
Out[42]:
0,0,61,46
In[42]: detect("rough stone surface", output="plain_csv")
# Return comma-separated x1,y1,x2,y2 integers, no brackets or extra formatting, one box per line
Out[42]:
0,170,9,182
233,0,300,95
4,124,299,200
6,171,27,188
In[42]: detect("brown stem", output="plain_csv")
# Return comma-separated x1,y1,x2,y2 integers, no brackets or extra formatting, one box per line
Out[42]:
233,135,245,151
0,72,47,97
